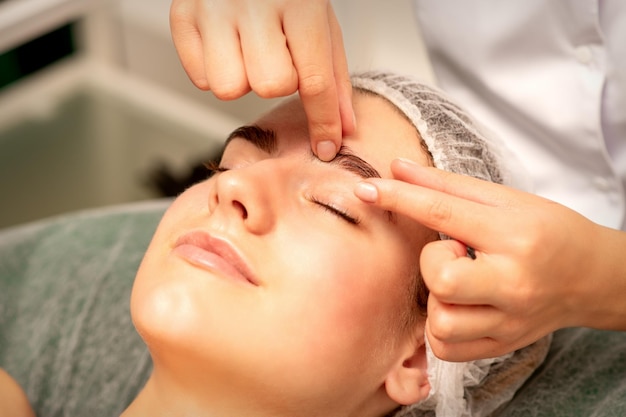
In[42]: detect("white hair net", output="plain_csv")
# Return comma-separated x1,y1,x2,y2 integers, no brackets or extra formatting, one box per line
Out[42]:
350,71,551,417
352,71,508,182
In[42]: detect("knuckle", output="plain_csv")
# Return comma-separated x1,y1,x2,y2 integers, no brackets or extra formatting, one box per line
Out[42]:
211,79,249,100
193,78,211,91
426,199,454,227
429,313,456,342
509,221,543,259
298,72,333,98
430,267,459,300
212,88,244,101
427,339,452,360
253,76,297,98
308,118,341,141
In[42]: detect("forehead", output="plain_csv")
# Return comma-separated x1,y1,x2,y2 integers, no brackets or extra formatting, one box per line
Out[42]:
255,93,430,177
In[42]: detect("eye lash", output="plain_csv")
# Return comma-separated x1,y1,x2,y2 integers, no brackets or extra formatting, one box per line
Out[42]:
308,195,361,225
203,160,229,177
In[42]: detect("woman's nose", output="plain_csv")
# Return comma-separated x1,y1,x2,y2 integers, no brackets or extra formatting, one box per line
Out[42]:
208,166,277,235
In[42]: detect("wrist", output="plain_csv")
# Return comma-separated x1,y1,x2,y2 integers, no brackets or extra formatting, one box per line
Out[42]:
575,225,626,331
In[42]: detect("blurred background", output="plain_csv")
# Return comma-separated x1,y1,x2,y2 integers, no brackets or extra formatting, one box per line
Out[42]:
0,0,434,229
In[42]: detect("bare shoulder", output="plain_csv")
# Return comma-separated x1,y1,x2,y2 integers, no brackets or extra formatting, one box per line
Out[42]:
0,369,36,417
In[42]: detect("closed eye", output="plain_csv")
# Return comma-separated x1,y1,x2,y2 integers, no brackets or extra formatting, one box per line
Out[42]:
204,160,229,177
308,195,361,225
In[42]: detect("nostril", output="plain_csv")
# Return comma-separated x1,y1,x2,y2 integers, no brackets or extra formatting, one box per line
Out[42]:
207,190,219,214
233,200,248,219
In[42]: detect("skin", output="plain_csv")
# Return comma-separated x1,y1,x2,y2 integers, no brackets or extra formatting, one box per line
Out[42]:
124,93,435,417
170,0,626,362
0,369,35,417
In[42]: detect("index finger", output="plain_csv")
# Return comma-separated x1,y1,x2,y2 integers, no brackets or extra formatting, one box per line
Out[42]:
354,169,513,250
283,3,350,161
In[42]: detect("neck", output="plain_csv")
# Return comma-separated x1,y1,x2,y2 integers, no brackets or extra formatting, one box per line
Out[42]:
121,370,391,417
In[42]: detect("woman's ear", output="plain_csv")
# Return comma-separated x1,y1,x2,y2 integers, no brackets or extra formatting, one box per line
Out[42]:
384,332,430,406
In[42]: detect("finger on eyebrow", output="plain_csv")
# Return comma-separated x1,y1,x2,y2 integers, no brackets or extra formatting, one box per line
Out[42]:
316,145,382,179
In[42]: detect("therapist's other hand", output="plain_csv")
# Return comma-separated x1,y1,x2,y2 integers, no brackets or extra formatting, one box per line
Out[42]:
170,0,355,161
355,158,626,361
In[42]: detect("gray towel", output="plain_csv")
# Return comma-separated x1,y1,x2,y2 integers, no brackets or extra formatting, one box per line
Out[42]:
0,200,169,417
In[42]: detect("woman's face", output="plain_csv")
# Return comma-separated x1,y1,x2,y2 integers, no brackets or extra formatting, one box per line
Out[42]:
131,93,436,413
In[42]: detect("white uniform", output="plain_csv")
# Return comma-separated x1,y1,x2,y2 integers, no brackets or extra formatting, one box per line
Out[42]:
413,0,626,229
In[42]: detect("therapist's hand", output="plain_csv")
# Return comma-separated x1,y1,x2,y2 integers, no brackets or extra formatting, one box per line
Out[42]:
170,0,355,161
355,158,626,361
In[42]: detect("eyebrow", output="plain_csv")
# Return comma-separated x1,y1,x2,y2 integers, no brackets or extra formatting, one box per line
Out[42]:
225,125,278,153
225,125,382,179
330,146,382,179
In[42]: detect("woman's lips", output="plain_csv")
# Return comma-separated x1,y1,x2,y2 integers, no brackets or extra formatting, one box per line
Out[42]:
172,231,259,286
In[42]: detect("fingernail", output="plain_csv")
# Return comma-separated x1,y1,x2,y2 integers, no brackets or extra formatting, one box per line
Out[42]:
354,181,378,203
316,141,337,162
